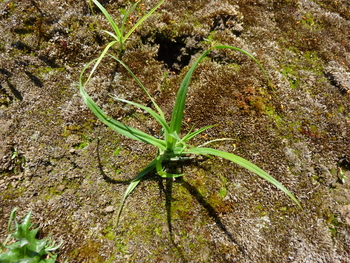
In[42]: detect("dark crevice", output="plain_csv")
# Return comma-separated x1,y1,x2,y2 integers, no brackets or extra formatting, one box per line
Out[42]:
338,155,350,171
150,34,202,73
155,36,188,73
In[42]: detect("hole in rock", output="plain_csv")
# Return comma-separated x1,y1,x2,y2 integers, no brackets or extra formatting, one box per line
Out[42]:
339,156,350,171
152,34,201,73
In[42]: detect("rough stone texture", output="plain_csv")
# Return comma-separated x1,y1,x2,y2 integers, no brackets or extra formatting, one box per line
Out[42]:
0,0,350,262
325,61,350,93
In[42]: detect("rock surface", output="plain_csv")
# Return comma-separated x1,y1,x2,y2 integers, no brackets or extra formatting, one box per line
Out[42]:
0,0,349,262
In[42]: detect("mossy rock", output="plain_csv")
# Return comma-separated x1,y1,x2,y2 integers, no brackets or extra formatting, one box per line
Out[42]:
0,0,349,262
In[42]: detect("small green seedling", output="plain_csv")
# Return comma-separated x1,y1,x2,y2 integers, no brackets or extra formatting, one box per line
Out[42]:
88,0,165,59
80,44,302,228
0,208,62,263
80,0,301,228
11,148,18,160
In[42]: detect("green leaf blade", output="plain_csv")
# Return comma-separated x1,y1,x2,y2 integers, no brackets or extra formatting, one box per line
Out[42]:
168,50,211,149
124,0,166,42
80,41,118,88
112,97,170,135
211,45,273,89
182,125,216,143
107,54,165,119
92,0,123,42
169,44,273,144
121,1,139,38
79,86,166,150
116,159,157,228
186,147,301,208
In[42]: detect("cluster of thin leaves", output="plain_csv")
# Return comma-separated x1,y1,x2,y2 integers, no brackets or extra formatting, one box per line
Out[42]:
80,0,301,228
88,0,165,57
0,208,62,263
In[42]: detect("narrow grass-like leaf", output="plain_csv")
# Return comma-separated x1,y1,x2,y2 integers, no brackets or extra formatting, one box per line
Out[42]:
107,54,164,118
101,30,119,42
93,0,164,52
169,131,186,146
170,45,273,139
45,240,64,252
213,45,273,89
7,207,18,233
80,86,166,150
92,0,123,42
197,138,235,148
116,159,157,228
182,125,217,142
79,37,301,229
81,41,118,86
123,0,165,42
88,0,95,15
186,147,301,208
120,1,139,39
169,50,211,137
121,1,140,39
111,97,170,135
1,207,19,248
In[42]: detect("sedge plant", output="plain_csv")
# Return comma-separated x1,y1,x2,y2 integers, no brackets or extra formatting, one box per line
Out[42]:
0,208,63,263
79,42,302,227
88,0,165,58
